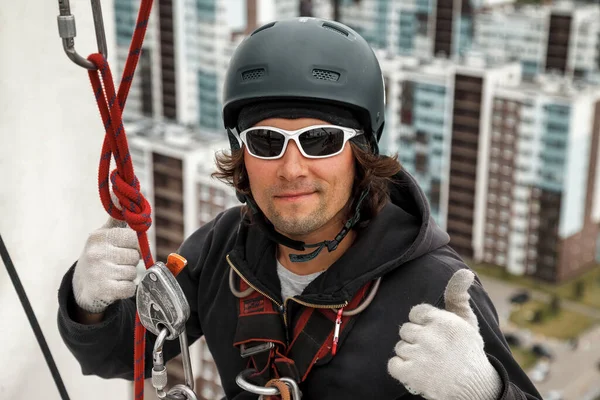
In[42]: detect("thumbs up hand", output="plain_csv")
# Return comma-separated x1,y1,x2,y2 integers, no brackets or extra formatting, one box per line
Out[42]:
387,269,502,400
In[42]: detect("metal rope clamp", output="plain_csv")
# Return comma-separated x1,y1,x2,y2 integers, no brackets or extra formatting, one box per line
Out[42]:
137,261,198,400
236,369,302,400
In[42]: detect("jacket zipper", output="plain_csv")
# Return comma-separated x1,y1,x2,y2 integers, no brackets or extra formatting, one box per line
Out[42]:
226,254,349,329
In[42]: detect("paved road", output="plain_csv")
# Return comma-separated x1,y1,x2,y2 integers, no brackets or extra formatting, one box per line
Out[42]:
478,275,600,399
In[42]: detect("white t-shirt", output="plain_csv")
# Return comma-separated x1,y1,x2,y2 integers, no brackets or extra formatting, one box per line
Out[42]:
276,259,324,301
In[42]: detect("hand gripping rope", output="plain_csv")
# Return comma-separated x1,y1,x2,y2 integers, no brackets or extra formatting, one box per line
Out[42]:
57,1,155,399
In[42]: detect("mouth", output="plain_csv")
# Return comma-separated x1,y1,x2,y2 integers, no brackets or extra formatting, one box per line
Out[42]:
274,192,316,202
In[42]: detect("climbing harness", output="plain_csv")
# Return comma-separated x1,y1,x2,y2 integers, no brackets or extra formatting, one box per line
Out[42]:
56,0,161,399
228,256,382,400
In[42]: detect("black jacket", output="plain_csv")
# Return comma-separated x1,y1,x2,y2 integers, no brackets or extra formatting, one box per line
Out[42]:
58,169,542,400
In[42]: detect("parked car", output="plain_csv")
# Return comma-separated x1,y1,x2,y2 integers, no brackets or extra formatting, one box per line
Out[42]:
544,390,563,400
509,290,530,304
531,343,554,360
529,359,550,383
503,332,521,347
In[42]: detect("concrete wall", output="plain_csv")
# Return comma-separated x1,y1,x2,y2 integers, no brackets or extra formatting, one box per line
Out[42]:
0,1,132,398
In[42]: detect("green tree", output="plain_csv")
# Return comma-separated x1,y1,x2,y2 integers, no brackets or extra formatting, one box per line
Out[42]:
531,309,544,324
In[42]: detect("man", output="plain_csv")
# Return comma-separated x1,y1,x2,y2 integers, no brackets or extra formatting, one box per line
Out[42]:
58,17,542,399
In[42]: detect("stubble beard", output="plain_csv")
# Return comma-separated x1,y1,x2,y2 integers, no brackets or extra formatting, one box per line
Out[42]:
266,194,331,237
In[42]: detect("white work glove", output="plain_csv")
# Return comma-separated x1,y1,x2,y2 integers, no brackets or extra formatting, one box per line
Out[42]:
72,213,141,314
388,269,502,400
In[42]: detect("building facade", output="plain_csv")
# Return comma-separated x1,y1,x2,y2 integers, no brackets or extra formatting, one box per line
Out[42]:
490,77,600,282
381,52,600,282
474,2,600,81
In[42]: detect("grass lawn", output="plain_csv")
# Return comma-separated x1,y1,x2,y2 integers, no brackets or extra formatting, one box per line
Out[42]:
470,262,600,310
509,300,599,340
508,345,538,371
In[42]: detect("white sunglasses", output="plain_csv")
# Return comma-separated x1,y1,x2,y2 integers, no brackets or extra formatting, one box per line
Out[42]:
236,125,363,160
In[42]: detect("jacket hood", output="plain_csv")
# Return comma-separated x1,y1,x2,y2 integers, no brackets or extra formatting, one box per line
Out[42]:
228,167,450,305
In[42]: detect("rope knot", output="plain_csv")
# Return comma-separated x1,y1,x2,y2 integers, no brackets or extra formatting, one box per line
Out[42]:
109,169,152,233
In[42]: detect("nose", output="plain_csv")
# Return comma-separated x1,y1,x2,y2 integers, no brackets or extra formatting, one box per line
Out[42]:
277,140,308,181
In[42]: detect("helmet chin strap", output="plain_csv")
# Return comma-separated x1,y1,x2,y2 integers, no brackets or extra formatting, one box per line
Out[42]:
243,187,370,263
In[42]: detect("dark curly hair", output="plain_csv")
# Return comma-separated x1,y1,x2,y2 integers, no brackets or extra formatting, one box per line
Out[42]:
212,141,402,226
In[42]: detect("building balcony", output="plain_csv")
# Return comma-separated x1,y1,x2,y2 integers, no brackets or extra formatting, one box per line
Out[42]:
447,204,474,221
155,228,184,244
449,175,476,190
154,186,184,202
447,188,475,204
154,207,185,224
450,159,477,174
154,163,184,179
451,145,478,159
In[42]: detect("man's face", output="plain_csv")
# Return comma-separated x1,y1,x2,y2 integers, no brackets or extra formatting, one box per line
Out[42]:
244,117,356,238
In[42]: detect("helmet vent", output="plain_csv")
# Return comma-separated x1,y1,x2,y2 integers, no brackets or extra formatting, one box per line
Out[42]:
251,21,276,36
312,69,340,82
322,22,349,37
241,68,266,81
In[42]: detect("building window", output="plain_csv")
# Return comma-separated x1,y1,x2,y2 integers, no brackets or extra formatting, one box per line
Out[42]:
200,185,210,201
415,153,428,173
498,224,509,236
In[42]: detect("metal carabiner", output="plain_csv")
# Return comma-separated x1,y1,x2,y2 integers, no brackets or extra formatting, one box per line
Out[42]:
236,369,303,399
152,327,197,400
57,0,108,70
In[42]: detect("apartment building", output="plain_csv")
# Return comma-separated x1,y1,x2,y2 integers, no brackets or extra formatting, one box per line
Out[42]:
332,0,389,50
334,0,514,59
113,0,285,130
475,1,600,81
380,51,521,239
490,76,600,282
381,50,600,282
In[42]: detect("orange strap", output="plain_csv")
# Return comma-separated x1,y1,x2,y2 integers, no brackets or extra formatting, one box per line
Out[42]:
265,379,291,400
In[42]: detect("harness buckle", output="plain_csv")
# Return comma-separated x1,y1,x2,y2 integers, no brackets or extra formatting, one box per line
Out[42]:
240,342,275,358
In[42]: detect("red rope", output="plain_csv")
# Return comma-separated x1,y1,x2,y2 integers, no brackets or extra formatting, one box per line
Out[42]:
86,1,154,399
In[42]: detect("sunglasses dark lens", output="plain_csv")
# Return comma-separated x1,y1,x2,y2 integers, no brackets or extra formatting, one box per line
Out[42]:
246,129,285,157
299,127,345,157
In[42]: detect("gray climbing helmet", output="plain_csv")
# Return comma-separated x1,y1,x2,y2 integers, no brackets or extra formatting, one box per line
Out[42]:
222,17,386,154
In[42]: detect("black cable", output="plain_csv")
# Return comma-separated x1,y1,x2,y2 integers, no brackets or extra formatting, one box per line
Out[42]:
0,233,71,400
